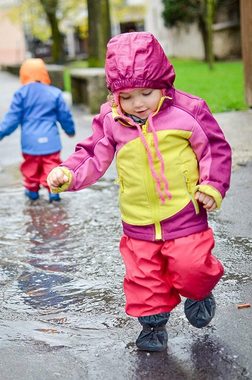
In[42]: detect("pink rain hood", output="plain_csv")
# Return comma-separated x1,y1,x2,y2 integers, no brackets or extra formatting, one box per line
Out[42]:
105,32,175,92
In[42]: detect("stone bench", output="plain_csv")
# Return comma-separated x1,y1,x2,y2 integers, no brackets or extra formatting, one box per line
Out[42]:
70,68,108,114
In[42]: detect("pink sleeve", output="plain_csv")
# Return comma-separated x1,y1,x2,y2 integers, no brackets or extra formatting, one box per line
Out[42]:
189,100,232,198
61,105,116,191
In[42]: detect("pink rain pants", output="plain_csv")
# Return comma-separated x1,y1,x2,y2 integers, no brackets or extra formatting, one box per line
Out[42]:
119,228,224,317
20,152,61,192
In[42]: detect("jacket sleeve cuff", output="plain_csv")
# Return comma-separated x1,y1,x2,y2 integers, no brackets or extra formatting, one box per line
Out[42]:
195,184,223,209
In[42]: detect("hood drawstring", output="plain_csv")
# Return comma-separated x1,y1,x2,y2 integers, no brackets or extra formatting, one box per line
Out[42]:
134,123,167,203
125,115,172,204
148,115,172,202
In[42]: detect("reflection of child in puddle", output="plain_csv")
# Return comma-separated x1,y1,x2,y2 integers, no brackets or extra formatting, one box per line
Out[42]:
18,205,71,310
18,271,70,309
24,205,69,241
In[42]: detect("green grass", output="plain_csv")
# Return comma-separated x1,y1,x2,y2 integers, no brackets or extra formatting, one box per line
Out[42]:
171,59,247,113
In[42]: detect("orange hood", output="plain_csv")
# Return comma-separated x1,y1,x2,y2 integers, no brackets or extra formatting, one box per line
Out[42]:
19,58,51,85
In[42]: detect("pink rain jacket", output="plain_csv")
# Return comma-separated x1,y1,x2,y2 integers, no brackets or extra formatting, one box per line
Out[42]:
62,32,232,241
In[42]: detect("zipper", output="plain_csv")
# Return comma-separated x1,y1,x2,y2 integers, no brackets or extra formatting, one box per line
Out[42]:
141,119,162,239
183,170,199,214
145,149,162,240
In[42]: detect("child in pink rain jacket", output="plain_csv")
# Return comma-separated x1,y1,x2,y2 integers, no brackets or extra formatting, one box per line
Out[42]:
47,32,232,351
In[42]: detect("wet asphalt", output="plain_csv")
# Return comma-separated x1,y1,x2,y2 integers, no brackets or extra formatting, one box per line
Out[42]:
0,71,252,380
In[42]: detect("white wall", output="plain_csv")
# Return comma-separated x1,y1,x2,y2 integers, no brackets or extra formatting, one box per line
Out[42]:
144,0,204,59
144,0,172,55
168,23,204,59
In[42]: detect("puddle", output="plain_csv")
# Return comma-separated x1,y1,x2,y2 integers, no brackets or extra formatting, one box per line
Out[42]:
0,183,250,379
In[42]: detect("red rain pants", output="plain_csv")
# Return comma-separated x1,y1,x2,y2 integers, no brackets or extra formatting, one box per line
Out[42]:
120,228,224,317
20,152,61,192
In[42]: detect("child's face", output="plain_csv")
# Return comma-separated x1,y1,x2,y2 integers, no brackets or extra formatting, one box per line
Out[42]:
119,88,162,119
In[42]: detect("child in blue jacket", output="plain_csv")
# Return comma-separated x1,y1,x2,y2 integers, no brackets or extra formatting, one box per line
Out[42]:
0,58,75,202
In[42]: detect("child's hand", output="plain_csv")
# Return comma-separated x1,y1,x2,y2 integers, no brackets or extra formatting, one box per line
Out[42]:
47,167,72,193
194,191,217,211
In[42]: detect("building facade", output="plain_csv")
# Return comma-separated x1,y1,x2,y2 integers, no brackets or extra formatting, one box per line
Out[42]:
0,3,26,66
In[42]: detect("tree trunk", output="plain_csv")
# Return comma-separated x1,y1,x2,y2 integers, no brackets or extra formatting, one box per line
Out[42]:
240,0,252,106
39,0,64,63
87,0,111,67
198,0,215,68
205,0,215,69
198,17,208,62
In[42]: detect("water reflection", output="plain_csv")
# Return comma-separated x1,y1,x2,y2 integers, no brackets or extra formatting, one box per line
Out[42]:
134,334,249,379
13,197,122,315
24,203,70,251
18,271,70,309
18,203,72,312
135,350,193,380
190,335,249,379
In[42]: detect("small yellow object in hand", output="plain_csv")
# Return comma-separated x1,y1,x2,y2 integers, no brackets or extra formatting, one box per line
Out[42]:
47,166,73,193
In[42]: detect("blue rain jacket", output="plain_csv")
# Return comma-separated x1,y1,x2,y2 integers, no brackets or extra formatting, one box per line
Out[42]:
0,82,75,155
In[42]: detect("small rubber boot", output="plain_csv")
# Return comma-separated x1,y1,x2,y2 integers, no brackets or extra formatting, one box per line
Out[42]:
25,189,39,201
184,293,216,328
136,312,170,352
49,193,61,203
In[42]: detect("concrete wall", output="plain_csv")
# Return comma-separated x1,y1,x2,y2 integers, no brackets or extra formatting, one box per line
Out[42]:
144,0,172,56
168,23,204,59
213,23,241,60
144,0,204,59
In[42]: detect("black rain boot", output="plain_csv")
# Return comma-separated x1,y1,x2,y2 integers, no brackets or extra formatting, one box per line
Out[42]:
136,312,170,352
184,293,216,328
